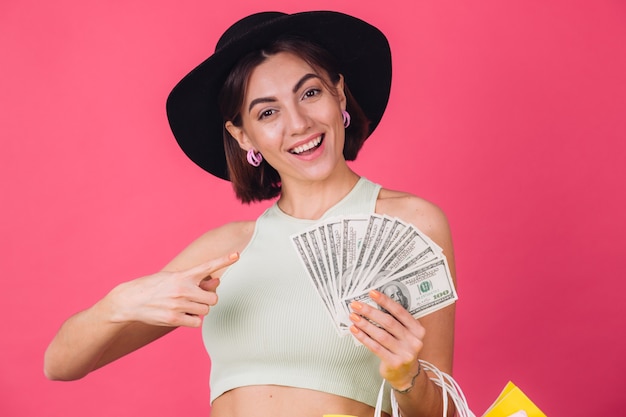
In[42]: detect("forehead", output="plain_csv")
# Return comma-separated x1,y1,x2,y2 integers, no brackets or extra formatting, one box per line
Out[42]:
245,52,324,95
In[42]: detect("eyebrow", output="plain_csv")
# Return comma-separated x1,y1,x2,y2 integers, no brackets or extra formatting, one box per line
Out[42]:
247,73,322,113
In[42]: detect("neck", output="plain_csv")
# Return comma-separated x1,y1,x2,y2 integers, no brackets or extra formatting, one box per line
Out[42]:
277,166,360,220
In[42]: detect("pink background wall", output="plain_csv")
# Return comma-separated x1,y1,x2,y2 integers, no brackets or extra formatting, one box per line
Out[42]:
2,0,625,416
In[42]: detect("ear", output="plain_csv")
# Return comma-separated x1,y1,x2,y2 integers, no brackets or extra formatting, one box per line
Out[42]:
336,74,347,110
225,121,252,151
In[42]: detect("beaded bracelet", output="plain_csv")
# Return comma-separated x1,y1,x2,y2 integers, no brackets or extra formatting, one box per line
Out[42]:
390,361,422,394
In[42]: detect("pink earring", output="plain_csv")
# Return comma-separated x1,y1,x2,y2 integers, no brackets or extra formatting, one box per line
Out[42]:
342,110,351,128
246,149,263,167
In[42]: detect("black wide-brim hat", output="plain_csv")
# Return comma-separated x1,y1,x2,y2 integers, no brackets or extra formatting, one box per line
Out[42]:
166,11,392,180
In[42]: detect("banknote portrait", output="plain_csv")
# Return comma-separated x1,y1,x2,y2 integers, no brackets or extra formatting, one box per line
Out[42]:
381,281,410,310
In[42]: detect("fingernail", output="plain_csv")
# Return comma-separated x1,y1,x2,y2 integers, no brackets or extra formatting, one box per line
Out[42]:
229,252,239,261
350,325,360,335
350,301,363,311
349,313,361,322
370,290,381,300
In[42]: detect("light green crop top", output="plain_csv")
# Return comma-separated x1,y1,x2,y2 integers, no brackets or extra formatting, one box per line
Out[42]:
202,177,391,413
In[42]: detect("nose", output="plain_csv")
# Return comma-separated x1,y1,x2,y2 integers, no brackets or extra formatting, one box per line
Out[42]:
285,105,310,135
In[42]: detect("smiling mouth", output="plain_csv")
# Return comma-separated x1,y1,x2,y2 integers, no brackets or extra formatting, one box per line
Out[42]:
289,135,323,155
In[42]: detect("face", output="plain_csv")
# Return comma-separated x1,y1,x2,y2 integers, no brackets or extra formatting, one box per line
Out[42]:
384,284,406,307
226,52,347,183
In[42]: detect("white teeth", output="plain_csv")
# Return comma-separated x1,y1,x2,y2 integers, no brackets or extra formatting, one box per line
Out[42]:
291,136,322,154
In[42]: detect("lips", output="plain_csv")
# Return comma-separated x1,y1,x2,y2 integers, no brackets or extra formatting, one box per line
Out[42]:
289,135,323,155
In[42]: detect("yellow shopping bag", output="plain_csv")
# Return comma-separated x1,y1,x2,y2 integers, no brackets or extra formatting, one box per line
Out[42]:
482,381,546,417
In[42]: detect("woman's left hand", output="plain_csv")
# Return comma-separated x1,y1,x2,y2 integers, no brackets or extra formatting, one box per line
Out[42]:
349,289,424,391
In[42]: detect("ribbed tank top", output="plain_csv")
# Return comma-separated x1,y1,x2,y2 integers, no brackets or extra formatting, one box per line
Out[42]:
203,177,391,413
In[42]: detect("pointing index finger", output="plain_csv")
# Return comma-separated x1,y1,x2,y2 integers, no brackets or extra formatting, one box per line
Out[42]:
190,252,240,282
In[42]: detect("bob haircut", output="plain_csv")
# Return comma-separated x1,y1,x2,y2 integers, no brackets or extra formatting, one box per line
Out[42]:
219,36,370,204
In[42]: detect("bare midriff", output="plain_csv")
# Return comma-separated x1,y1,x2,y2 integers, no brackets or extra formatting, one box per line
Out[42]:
209,385,390,417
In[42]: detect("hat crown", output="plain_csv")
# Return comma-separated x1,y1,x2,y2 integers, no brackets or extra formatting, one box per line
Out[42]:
216,12,287,52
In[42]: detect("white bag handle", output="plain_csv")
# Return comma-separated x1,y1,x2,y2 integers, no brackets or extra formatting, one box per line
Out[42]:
374,359,475,417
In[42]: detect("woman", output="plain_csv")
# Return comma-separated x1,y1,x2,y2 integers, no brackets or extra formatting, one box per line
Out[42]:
44,11,457,417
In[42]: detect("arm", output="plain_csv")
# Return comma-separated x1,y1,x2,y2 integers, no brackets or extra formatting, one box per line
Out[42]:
43,223,248,381
349,191,457,417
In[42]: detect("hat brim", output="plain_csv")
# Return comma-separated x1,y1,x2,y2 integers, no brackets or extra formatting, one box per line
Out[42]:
166,11,392,180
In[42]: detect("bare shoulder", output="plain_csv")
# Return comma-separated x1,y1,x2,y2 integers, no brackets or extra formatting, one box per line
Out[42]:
162,220,255,274
376,188,453,252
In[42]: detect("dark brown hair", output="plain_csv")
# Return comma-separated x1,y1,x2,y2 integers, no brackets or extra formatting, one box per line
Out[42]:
219,37,370,203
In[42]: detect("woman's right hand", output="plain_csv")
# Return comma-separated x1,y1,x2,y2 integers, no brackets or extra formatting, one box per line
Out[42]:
45,248,240,381
108,252,239,328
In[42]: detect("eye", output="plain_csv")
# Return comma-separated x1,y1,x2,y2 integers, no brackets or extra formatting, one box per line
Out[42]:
258,109,276,120
303,88,321,99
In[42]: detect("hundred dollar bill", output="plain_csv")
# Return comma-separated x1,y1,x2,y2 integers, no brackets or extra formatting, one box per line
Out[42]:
359,215,394,273
343,214,385,297
350,215,395,296
324,219,344,296
311,226,338,304
361,218,409,279
291,233,334,317
339,216,370,297
340,257,457,330
361,224,439,289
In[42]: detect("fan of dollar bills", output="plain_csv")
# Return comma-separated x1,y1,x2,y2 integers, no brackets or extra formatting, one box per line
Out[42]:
291,214,458,336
